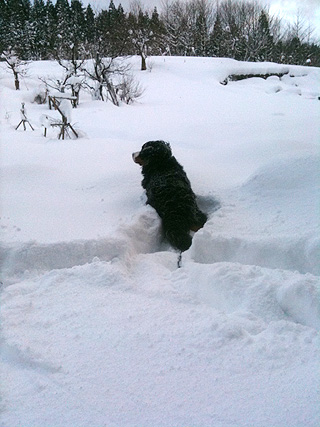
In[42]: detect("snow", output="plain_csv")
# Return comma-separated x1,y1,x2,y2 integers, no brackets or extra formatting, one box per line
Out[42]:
0,56,319,426
59,99,72,122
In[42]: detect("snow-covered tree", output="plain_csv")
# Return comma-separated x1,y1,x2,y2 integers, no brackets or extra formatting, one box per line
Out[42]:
95,0,128,58
0,0,10,53
58,51,85,106
55,0,71,58
28,0,48,59
44,0,58,58
82,54,123,104
256,11,274,61
3,0,32,58
1,50,28,90
209,13,227,57
84,4,95,48
69,0,86,55
127,4,157,70
161,0,194,56
0,0,319,65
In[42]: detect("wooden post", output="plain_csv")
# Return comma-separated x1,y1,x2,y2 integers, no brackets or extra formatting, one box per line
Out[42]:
48,96,78,140
16,103,34,131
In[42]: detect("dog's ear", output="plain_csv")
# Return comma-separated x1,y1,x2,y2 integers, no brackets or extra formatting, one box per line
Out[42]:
159,141,172,159
158,141,171,156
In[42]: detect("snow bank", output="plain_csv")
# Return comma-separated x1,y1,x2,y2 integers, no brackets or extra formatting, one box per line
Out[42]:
192,155,319,275
0,207,162,283
176,261,320,329
193,232,319,274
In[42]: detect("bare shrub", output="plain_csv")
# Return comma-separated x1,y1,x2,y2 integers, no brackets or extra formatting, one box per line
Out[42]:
117,74,144,104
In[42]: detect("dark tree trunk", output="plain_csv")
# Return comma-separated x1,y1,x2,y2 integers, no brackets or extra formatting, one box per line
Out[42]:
14,71,20,90
141,53,147,71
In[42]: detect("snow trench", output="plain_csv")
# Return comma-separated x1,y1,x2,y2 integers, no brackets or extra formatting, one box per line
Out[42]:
0,207,162,283
1,157,319,334
1,209,319,331
192,232,319,275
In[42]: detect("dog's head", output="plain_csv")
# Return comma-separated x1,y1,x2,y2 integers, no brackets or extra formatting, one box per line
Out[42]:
132,140,172,166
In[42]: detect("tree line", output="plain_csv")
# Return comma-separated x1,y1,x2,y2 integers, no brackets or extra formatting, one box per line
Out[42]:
1,0,319,68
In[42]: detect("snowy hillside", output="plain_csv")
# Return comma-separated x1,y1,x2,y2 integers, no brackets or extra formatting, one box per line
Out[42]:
1,56,320,426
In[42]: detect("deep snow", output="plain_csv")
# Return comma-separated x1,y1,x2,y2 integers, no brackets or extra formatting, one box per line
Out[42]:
0,56,319,426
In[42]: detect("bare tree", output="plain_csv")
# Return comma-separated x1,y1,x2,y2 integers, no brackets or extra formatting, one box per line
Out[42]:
82,54,130,105
1,50,28,90
57,49,86,107
286,10,315,44
39,48,86,108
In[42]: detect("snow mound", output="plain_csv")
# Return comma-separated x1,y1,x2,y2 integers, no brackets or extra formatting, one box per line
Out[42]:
174,261,320,329
59,99,72,122
242,155,319,193
277,277,320,329
192,156,319,275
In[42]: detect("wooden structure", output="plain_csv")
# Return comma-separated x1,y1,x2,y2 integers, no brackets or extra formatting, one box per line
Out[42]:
48,94,77,110
220,69,290,85
45,96,78,140
16,103,34,131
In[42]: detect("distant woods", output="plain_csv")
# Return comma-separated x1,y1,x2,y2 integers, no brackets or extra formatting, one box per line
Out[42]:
0,0,319,67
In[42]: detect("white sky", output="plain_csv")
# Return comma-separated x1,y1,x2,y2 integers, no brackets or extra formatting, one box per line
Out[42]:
85,0,320,41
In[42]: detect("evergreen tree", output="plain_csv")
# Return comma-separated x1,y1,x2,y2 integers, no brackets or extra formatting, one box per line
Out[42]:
45,0,58,58
209,14,226,57
0,0,10,53
28,0,48,59
95,1,128,57
225,18,242,59
257,11,274,61
161,0,194,56
149,7,166,55
70,0,86,57
127,7,155,70
193,0,213,57
5,0,32,57
217,0,243,60
55,0,71,58
95,8,109,46
307,43,320,67
286,36,303,64
108,0,117,26
128,5,165,69
273,40,285,63
109,1,128,56
85,4,95,48
1,0,319,65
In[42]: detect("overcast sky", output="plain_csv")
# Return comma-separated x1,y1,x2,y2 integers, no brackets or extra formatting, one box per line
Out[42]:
85,0,320,40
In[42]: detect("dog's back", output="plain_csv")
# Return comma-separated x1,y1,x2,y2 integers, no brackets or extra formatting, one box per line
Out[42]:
133,141,207,252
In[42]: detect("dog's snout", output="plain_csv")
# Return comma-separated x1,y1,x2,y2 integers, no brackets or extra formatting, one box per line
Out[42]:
132,151,144,165
132,152,140,163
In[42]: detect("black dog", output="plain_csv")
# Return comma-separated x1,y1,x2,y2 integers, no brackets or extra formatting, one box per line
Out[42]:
132,140,207,252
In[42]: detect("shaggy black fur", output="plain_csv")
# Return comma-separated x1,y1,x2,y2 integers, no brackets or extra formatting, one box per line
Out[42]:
132,140,207,252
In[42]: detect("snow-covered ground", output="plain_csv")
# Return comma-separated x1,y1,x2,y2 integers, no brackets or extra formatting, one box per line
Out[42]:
0,56,319,426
